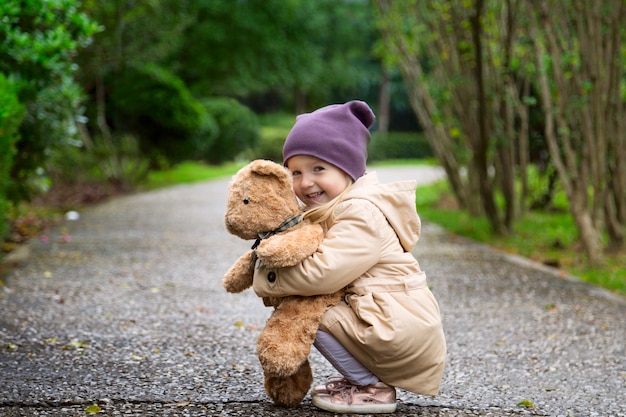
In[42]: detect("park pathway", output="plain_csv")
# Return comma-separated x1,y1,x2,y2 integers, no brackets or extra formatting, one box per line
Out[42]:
0,165,624,416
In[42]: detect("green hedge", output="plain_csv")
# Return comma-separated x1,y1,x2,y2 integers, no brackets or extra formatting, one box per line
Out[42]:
248,125,291,162
109,64,218,164
368,131,433,162
201,98,260,164
0,74,25,242
1,0,99,201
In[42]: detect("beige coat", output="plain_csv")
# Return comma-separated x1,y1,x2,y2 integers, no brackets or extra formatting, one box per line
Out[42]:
253,172,446,396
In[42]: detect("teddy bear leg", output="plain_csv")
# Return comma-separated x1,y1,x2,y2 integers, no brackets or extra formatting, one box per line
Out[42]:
264,359,313,407
256,296,328,377
257,294,342,377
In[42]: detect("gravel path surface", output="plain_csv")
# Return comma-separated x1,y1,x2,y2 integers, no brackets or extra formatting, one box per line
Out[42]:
0,166,624,417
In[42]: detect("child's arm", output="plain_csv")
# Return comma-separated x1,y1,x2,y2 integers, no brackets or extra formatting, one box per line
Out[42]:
253,200,384,297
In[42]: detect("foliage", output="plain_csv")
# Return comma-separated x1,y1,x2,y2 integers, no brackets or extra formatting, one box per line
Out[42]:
108,64,218,164
47,133,149,191
201,98,260,164
527,0,626,263
375,0,626,265
171,0,378,109
248,126,292,163
2,205,58,253
375,0,539,235
416,180,625,296
368,132,433,162
0,0,100,200
245,112,295,162
0,74,24,243
77,0,193,82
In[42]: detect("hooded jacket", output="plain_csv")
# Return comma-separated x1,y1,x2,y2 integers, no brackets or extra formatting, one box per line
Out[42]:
252,172,446,395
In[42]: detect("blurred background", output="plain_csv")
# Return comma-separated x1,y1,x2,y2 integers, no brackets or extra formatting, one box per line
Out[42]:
1,0,624,294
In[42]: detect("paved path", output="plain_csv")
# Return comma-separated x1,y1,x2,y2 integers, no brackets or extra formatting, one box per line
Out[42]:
0,166,624,417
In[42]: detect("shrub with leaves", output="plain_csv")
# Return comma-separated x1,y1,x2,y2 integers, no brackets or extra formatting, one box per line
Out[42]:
46,133,150,194
0,0,100,200
108,64,218,165
245,126,291,163
201,97,260,164
368,131,433,162
0,74,24,243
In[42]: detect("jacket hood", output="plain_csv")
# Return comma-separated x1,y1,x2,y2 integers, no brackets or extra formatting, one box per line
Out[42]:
345,172,420,251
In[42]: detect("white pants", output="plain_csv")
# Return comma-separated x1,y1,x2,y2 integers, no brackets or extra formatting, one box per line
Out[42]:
313,330,380,386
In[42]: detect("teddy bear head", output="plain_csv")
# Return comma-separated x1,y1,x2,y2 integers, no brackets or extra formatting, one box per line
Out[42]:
225,159,302,241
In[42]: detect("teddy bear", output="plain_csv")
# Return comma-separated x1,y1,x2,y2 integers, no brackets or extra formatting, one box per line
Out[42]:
223,159,343,407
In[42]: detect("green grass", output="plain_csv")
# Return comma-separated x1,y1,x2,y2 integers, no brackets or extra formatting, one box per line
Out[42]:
416,180,626,296
142,161,244,190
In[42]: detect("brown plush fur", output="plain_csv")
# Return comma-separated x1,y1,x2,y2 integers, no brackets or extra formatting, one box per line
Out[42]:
223,159,342,407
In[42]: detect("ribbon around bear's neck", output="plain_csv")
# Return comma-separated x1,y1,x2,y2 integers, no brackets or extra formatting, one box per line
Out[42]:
249,213,304,271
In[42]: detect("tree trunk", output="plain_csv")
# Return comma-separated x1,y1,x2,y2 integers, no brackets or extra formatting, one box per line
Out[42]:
294,89,307,115
516,78,531,214
528,0,604,263
471,0,504,234
528,0,626,262
400,63,469,210
378,66,391,134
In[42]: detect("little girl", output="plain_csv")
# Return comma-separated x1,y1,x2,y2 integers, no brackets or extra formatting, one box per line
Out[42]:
253,100,446,414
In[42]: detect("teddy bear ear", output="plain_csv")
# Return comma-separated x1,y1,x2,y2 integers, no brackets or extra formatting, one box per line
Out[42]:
249,159,292,185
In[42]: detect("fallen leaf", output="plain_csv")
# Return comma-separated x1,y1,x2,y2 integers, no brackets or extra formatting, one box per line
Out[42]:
69,340,90,349
517,399,535,409
544,303,556,312
165,401,190,408
85,404,101,414
131,354,144,361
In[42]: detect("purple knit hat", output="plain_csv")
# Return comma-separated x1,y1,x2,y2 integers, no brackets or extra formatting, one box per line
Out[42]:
282,100,375,181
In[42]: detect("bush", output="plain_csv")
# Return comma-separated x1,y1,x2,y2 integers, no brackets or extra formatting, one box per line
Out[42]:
201,98,260,164
108,64,218,164
48,133,149,184
243,126,291,162
368,131,433,162
0,0,99,201
40,133,149,210
0,74,24,243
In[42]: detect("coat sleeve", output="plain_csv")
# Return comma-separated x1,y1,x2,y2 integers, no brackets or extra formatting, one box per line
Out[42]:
253,200,383,297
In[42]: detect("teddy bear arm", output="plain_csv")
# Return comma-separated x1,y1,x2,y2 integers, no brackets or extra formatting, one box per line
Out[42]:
222,250,254,293
256,224,324,268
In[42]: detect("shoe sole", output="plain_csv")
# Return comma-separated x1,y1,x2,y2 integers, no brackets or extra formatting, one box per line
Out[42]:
312,396,397,414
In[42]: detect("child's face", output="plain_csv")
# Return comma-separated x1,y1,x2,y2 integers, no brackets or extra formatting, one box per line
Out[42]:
287,155,352,207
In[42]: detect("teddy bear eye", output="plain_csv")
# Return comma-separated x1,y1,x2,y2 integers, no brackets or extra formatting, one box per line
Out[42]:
243,198,250,205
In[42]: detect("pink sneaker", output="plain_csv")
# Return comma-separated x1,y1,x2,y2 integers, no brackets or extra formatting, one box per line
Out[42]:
312,379,397,414
311,376,349,396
